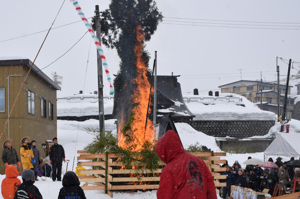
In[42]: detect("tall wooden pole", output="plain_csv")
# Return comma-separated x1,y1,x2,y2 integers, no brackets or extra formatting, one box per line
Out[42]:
153,51,157,135
95,5,105,135
277,57,280,121
281,59,292,123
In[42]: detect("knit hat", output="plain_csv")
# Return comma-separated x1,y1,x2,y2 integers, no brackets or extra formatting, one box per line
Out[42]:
21,169,35,181
53,137,57,141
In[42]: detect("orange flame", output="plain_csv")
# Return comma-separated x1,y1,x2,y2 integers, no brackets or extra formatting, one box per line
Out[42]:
118,25,155,151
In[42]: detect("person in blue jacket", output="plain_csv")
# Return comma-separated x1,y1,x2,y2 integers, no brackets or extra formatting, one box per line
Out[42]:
221,166,234,199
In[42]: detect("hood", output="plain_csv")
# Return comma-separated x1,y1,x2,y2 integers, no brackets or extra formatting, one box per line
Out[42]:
155,130,185,164
5,165,19,178
62,171,80,187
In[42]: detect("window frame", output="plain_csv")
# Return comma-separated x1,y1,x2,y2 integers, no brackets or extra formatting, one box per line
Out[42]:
41,97,47,118
0,88,5,112
27,90,35,115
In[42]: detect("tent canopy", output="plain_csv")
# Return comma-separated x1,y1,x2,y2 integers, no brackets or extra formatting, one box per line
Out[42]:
264,133,300,157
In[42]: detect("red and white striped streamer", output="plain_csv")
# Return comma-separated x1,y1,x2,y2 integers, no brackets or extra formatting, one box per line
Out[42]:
70,0,114,95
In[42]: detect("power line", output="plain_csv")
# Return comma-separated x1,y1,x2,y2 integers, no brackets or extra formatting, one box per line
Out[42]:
161,22,300,30
0,17,91,43
164,17,300,25
164,19,300,28
39,31,88,71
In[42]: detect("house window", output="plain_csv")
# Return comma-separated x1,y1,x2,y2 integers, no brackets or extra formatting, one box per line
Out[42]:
41,97,46,118
49,102,53,120
247,86,254,91
233,87,240,92
0,88,4,112
267,98,272,103
28,90,35,114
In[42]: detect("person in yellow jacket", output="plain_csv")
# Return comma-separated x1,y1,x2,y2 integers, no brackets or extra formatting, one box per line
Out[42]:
20,137,34,170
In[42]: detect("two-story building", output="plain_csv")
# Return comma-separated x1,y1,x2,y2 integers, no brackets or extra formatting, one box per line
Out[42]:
219,80,294,115
0,57,60,173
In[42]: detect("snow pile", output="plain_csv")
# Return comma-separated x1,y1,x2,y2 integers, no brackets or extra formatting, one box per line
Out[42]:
267,119,300,137
57,94,114,117
184,93,276,121
175,123,221,152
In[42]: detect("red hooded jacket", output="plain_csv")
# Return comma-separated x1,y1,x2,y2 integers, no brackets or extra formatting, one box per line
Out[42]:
1,165,21,199
155,130,217,199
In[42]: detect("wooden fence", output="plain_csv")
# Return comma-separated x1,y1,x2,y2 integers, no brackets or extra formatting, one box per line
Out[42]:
76,150,227,197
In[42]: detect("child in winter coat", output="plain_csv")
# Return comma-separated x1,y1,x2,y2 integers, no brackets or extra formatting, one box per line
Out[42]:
58,171,86,199
14,169,43,199
1,165,21,199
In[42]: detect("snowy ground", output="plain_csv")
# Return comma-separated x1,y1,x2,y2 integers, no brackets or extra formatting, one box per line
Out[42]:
1,117,293,198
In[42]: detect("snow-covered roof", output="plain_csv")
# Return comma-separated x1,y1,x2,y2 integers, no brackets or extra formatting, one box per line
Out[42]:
183,93,276,121
0,56,28,60
57,94,113,117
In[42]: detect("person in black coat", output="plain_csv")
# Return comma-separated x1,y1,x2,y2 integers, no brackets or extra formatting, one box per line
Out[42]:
287,157,295,179
275,157,283,168
269,168,279,195
247,169,257,190
14,169,43,199
236,168,247,187
50,137,65,181
58,171,86,199
232,163,240,185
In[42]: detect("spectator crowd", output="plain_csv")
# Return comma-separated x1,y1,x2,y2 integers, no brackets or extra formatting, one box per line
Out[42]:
220,156,300,198
1,136,86,199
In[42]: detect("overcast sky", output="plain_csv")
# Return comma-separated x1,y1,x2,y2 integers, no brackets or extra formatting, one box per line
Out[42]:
1,0,300,97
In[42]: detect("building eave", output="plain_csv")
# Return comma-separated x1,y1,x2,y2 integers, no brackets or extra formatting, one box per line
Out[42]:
0,58,61,90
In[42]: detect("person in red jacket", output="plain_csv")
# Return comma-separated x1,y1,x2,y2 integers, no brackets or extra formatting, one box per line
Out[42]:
155,130,217,199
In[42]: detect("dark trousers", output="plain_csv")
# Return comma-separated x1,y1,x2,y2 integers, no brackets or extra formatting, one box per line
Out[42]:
222,187,230,199
33,163,37,178
52,162,62,181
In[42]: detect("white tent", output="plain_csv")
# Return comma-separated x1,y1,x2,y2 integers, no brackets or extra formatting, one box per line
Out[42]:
264,133,300,158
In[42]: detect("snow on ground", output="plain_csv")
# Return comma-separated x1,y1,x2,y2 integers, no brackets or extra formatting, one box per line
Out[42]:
184,93,276,121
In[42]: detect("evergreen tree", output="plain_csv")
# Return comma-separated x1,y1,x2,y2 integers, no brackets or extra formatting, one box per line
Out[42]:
93,0,163,122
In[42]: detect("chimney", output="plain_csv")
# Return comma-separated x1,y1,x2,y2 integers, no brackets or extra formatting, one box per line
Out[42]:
193,88,199,95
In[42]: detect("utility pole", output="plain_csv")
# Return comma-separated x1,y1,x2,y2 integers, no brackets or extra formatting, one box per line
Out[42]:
95,5,105,135
281,59,292,126
153,51,157,135
277,57,280,121
260,71,262,107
